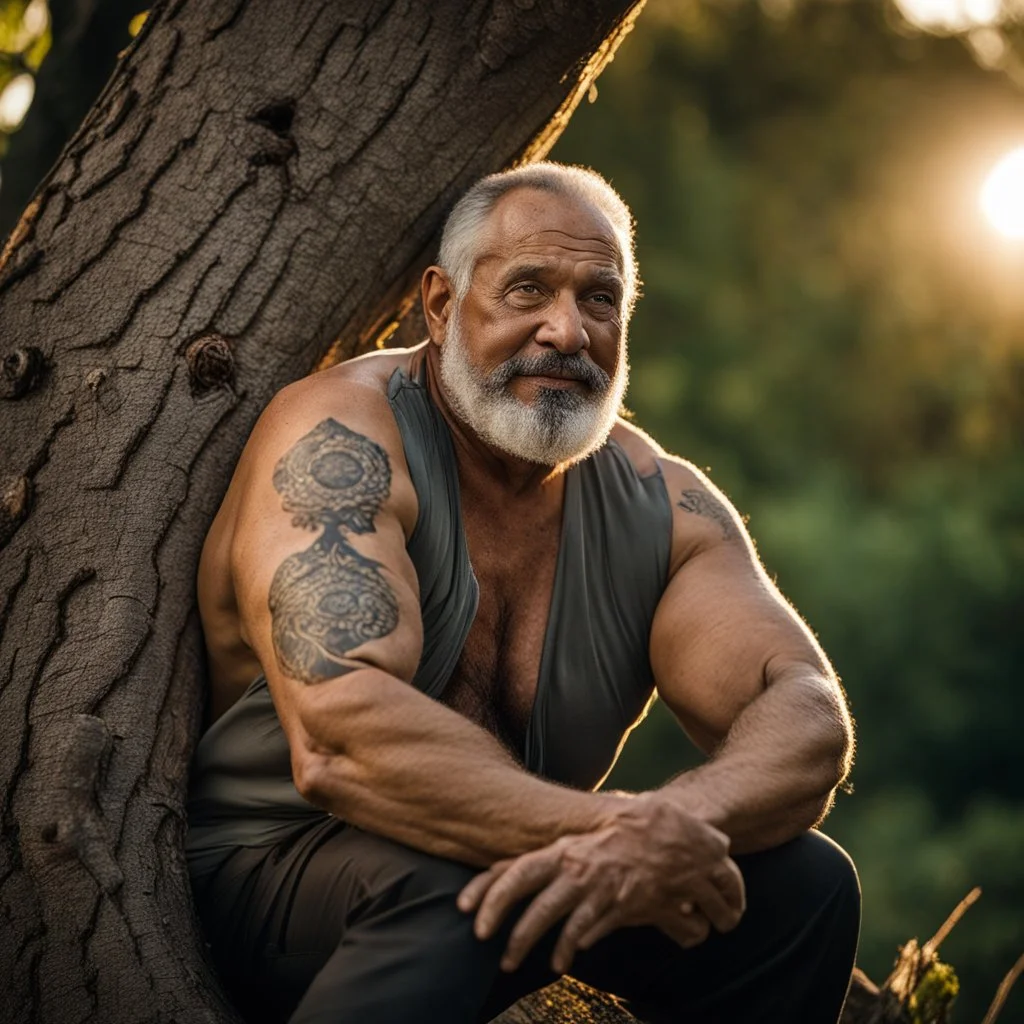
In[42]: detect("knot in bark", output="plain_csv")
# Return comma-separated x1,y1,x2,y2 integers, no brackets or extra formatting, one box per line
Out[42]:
85,368,107,392
1,345,46,399
186,333,235,393
38,714,123,894
248,100,298,167
479,0,566,70
0,474,32,549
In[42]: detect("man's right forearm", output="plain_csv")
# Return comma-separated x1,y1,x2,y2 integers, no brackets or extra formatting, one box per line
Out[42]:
288,667,625,867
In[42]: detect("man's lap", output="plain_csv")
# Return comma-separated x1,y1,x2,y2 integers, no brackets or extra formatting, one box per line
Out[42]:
191,818,860,1024
482,831,861,1023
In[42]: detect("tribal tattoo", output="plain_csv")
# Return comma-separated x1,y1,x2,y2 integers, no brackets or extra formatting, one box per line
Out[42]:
268,418,399,684
677,488,740,541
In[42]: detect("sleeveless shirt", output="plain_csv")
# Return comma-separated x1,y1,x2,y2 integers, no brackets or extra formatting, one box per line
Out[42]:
186,366,673,882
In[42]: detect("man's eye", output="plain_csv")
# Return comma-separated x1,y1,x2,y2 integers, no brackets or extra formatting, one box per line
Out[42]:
591,293,615,305
515,283,539,294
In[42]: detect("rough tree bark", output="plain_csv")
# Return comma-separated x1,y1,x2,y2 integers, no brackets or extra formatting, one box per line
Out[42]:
0,1,644,1021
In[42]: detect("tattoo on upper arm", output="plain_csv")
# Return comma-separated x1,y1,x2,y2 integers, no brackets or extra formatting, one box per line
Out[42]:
268,418,400,684
677,488,740,541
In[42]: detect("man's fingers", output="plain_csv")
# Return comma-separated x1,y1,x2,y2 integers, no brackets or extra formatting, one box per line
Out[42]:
501,876,585,972
457,860,513,914
659,908,711,950
708,857,746,921
549,893,615,975
577,909,623,952
690,874,743,934
556,900,624,968
474,851,561,940
701,826,745,912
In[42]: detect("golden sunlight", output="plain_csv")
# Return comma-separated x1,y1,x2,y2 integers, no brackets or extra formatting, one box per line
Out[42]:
981,147,1024,239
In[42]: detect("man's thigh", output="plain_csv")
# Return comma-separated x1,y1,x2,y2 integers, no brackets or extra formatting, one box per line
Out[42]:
193,818,505,1023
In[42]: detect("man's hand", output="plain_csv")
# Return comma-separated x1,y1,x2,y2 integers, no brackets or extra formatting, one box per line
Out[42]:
456,793,745,975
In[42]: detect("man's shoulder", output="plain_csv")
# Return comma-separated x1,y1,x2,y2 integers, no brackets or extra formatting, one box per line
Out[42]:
608,417,701,490
267,348,410,422
607,418,748,570
232,349,420,534
247,348,421,465
608,417,663,477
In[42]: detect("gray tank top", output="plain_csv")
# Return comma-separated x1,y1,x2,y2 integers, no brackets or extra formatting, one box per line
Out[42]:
186,366,673,881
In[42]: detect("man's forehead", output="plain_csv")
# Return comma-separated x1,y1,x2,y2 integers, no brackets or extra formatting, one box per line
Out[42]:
474,187,625,272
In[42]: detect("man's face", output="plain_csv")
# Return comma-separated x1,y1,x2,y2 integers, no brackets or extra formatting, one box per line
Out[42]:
438,187,629,467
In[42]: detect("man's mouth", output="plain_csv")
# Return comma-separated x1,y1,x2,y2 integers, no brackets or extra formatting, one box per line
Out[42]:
517,370,586,389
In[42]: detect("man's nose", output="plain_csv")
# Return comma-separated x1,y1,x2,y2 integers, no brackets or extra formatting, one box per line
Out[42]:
534,291,589,354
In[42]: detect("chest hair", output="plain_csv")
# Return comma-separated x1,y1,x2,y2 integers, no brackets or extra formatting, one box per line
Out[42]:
442,505,561,757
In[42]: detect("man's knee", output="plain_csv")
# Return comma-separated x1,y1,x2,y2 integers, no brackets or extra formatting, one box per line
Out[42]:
773,830,861,945
738,830,860,937
800,831,860,911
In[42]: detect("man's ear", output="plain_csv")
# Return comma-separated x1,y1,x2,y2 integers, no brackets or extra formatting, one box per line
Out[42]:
421,266,453,347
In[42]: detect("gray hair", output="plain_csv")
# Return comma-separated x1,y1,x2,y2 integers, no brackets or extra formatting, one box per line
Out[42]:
438,162,638,318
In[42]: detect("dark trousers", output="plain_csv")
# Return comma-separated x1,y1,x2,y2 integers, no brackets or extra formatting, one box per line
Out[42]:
191,819,860,1024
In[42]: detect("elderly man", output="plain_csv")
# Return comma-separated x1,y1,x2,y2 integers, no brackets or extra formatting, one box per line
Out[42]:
187,162,860,1024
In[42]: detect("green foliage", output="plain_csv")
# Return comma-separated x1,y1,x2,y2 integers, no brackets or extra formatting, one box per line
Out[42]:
554,1,1024,1019
0,0,50,139
0,1,50,75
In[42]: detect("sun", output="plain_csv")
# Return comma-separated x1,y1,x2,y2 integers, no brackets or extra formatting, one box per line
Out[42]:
980,147,1024,240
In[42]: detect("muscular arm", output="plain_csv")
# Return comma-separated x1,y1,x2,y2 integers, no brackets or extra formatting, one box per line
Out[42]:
291,671,620,866
650,468,854,854
233,379,621,868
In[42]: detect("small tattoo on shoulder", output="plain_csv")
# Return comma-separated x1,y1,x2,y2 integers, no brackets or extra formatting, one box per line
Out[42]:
268,419,400,684
677,488,740,541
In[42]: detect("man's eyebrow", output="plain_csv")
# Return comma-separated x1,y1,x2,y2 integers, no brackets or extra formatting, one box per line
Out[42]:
497,262,551,286
588,267,625,294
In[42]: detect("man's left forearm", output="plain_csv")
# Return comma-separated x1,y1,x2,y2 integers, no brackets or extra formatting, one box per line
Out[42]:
656,662,853,854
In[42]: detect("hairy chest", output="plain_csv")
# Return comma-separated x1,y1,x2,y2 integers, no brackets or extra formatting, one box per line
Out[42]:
440,504,562,758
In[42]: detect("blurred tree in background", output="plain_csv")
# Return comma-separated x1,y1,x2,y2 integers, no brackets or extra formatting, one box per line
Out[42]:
0,0,50,154
0,0,143,236
552,2,1024,1020
2,1,1021,1021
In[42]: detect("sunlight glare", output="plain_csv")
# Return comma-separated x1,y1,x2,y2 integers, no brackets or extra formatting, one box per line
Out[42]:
0,74,35,132
980,147,1024,240
22,0,49,39
965,0,1001,24
896,0,1002,30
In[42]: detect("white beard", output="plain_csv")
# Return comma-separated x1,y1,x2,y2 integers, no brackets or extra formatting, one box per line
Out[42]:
438,305,628,467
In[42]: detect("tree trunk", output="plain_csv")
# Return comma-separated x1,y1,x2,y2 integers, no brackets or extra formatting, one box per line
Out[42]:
0,0,145,240
0,1,644,1021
